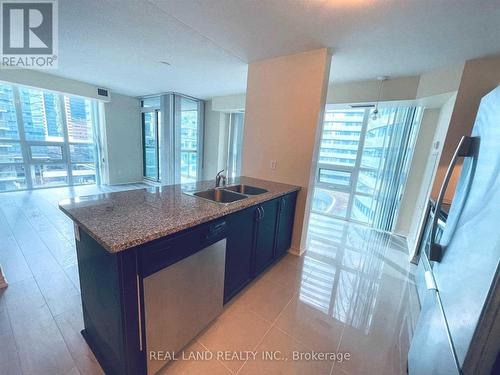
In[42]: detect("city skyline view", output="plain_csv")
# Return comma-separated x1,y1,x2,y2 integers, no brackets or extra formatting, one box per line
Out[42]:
0,84,98,192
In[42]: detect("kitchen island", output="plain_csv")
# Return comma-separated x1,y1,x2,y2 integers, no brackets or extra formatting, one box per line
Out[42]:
59,176,300,375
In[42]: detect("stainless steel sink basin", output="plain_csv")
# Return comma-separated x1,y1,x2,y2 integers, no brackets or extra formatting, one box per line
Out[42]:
193,188,247,203
224,184,268,195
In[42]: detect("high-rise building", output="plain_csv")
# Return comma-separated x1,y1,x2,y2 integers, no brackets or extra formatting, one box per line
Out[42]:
65,96,93,142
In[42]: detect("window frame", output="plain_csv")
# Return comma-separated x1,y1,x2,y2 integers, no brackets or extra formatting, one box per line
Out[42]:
141,93,204,185
0,82,101,192
141,109,160,182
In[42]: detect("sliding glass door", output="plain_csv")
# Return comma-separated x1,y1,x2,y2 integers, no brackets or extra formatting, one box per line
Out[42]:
0,83,100,192
312,106,421,231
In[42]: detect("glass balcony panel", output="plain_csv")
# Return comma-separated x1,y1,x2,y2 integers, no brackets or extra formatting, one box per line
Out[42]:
71,163,96,185
31,164,68,187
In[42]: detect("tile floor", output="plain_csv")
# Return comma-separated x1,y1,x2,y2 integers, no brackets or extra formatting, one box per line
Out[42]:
0,185,419,375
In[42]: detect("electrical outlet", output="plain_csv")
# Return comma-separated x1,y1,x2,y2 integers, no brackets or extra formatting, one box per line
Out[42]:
270,160,277,170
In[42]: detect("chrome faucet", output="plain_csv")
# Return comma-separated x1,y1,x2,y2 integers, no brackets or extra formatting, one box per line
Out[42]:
215,169,227,188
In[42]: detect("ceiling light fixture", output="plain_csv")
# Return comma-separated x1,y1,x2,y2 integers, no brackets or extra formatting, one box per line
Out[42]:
371,76,388,121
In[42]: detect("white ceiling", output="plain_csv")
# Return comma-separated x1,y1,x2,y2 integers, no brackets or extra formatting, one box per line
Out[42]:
57,0,500,99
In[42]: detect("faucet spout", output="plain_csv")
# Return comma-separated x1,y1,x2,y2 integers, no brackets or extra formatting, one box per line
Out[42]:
215,169,227,188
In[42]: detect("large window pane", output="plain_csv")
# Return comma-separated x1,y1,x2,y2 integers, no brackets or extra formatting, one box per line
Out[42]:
312,107,421,230
0,142,23,163
64,96,94,143
143,112,158,180
319,109,364,167
20,88,63,141
318,169,351,187
0,164,26,191
356,169,379,195
31,164,68,187
30,145,63,162
0,85,19,140
0,84,100,192
70,144,94,163
179,97,199,183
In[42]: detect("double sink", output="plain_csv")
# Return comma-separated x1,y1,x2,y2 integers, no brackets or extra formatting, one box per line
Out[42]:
186,184,268,204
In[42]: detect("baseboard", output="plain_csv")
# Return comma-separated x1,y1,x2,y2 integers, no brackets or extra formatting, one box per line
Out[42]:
288,246,306,257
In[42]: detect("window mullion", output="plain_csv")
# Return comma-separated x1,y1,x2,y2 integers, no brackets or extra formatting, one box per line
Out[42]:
12,86,33,189
345,108,369,221
59,95,73,185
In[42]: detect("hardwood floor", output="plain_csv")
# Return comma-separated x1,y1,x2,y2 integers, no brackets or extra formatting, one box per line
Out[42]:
0,183,149,375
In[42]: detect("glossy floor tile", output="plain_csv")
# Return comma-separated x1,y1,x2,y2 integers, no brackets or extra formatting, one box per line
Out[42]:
0,185,418,375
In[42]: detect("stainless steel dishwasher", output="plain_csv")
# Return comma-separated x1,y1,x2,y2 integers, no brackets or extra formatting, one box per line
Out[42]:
142,231,226,375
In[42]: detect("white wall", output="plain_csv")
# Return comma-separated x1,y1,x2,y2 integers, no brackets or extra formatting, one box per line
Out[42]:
406,94,457,257
327,76,420,104
203,101,229,180
212,94,246,112
416,63,464,99
102,94,143,185
394,108,440,237
242,48,331,254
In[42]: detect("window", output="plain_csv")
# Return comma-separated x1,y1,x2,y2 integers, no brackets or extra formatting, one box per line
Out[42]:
177,96,200,183
0,82,101,192
226,112,244,178
20,88,64,141
141,94,204,184
311,107,422,231
142,111,159,181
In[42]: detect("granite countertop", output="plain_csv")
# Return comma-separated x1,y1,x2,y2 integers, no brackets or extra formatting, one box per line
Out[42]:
59,176,301,253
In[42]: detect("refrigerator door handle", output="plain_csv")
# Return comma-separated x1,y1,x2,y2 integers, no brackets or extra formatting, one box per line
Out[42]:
429,135,476,262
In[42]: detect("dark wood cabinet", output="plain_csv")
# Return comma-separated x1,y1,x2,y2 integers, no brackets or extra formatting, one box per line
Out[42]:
224,206,257,303
75,190,298,375
275,191,297,259
254,199,279,275
223,192,298,303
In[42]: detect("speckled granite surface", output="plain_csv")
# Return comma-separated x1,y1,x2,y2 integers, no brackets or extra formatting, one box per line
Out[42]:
59,176,300,253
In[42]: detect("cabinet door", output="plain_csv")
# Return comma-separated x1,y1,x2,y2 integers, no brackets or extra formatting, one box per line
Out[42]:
254,199,279,275
224,206,257,303
275,192,297,259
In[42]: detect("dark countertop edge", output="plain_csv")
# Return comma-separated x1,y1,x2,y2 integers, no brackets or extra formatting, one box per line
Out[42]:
61,185,301,254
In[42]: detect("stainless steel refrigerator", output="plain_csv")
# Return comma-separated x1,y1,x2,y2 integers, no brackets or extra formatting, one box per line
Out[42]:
408,86,500,374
